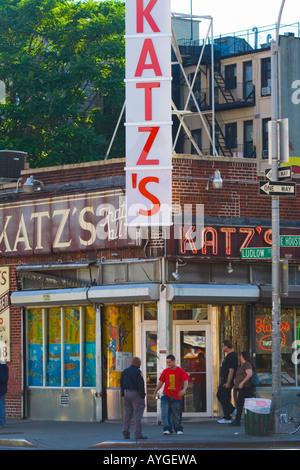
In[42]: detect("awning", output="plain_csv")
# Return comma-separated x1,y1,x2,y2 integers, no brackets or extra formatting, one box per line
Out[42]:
167,284,260,303
11,283,160,307
88,283,160,303
259,285,300,307
11,288,89,306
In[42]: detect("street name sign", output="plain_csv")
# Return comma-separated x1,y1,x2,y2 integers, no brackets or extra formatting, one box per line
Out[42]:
265,166,292,181
259,181,296,196
280,235,300,247
241,247,272,259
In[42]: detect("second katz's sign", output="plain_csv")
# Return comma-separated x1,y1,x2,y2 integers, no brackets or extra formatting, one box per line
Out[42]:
125,0,173,227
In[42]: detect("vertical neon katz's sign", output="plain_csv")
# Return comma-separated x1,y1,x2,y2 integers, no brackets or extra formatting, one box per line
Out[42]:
125,0,173,227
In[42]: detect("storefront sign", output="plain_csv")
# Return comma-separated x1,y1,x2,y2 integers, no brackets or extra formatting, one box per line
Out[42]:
0,190,134,256
125,0,173,227
0,267,10,362
178,224,300,260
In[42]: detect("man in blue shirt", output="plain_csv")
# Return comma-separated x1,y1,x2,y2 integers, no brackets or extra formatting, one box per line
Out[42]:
120,356,147,440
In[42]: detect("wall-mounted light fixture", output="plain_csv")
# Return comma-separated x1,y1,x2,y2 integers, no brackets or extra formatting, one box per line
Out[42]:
172,259,187,281
227,263,233,274
16,175,45,193
205,170,223,190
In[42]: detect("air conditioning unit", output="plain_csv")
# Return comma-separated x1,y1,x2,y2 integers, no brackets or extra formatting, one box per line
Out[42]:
261,86,271,96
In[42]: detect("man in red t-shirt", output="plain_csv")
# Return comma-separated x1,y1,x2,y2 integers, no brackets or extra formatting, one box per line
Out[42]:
153,355,189,435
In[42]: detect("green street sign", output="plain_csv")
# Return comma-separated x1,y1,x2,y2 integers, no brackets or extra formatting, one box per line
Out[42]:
241,247,272,259
280,235,300,247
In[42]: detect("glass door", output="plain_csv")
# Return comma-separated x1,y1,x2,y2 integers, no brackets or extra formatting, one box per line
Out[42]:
175,324,211,416
142,325,157,415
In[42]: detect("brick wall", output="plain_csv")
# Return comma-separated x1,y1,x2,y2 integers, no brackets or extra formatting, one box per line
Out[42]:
4,155,300,417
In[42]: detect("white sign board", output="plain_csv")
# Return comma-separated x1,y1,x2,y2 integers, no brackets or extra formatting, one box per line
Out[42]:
125,0,172,227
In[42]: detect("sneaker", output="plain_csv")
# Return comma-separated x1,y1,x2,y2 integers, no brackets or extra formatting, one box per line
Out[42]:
217,418,232,424
163,430,171,435
177,430,183,435
229,420,240,426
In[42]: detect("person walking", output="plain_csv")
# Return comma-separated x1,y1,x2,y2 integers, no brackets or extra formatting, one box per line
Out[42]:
229,351,255,426
217,339,238,423
120,356,147,440
0,358,8,427
153,354,189,435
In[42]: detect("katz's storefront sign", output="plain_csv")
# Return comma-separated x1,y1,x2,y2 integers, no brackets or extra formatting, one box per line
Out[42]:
125,0,173,227
0,190,134,256
178,224,300,260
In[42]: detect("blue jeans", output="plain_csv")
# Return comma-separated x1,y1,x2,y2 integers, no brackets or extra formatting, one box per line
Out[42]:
161,394,183,433
0,395,6,426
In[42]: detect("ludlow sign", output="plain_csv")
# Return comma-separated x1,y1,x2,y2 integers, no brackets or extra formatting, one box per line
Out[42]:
125,0,173,227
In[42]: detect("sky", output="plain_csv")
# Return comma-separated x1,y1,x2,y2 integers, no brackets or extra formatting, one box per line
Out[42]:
171,0,300,37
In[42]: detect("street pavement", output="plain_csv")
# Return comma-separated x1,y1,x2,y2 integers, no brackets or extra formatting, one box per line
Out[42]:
0,417,299,451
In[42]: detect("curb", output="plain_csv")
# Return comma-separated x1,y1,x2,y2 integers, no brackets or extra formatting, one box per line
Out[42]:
0,438,36,448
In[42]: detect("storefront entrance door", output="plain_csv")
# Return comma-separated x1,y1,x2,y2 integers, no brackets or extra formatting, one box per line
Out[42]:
174,324,212,416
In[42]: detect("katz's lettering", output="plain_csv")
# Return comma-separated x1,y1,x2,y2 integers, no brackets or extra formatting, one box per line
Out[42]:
179,225,275,257
125,0,172,226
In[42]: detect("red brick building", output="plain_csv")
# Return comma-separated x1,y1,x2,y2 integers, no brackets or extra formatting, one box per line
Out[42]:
1,154,299,421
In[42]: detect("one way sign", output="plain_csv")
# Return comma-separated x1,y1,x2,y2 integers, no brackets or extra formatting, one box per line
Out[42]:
265,166,292,181
259,180,296,196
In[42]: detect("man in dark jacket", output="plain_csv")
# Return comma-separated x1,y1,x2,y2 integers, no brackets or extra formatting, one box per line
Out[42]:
120,356,147,440
0,359,8,427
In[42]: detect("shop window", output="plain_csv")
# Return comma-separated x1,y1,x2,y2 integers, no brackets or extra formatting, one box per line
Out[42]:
27,308,43,386
47,307,61,386
143,304,157,321
255,307,299,387
172,304,208,321
26,306,96,388
219,305,248,354
103,305,133,389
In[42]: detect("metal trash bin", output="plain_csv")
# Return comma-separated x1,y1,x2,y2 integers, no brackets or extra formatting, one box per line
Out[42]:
106,388,123,420
244,398,271,436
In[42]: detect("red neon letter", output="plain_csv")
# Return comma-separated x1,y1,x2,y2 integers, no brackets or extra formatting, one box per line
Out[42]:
239,228,255,251
136,82,160,121
138,176,160,216
136,0,160,33
180,226,197,254
135,39,162,77
137,127,159,165
221,228,236,255
202,227,218,255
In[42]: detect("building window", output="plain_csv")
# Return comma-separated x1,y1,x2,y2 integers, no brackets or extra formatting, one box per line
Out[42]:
261,57,271,96
244,120,255,158
191,128,202,154
255,307,300,387
219,305,248,354
225,122,237,150
262,118,271,159
225,64,237,90
243,61,253,99
27,306,96,387
103,305,133,388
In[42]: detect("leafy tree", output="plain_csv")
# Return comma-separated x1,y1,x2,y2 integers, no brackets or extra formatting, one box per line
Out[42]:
0,0,125,167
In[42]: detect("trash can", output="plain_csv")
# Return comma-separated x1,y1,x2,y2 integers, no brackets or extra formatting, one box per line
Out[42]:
106,388,123,420
244,398,271,436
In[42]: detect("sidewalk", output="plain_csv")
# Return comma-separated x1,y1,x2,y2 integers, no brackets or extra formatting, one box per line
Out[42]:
0,417,298,450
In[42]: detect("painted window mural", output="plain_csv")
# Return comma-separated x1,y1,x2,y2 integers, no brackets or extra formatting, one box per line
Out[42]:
27,306,96,388
103,305,133,389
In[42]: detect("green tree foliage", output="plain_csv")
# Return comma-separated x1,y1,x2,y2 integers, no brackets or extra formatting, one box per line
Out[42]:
0,0,125,167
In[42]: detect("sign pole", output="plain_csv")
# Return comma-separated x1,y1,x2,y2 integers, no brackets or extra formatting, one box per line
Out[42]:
269,1,286,432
